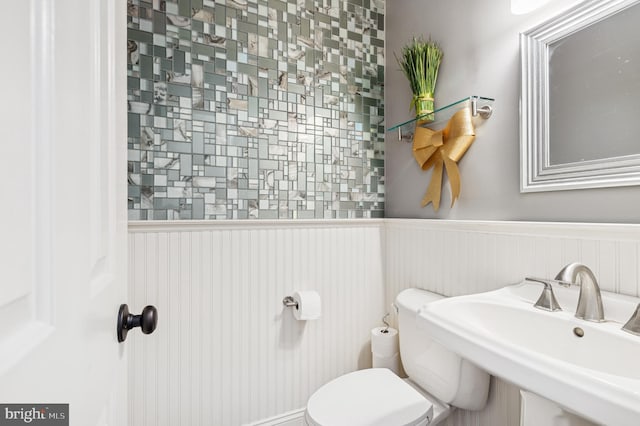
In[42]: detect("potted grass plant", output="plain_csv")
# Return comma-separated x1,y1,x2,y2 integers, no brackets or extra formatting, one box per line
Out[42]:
396,37,443,122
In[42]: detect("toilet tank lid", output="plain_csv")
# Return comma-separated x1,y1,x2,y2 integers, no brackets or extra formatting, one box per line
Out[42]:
395,288,445,312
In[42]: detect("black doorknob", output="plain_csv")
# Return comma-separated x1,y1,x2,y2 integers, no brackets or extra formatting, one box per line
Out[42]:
117,304,158,343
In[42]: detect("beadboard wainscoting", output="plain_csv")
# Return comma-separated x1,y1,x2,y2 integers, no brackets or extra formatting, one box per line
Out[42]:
128,219,640,426
385,219,640,426
127,220,386,426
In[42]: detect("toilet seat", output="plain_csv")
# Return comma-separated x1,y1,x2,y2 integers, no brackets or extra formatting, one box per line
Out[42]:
305,368,434,426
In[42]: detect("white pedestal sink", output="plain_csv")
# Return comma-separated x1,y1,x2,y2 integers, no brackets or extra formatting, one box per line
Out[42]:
417,281,640,426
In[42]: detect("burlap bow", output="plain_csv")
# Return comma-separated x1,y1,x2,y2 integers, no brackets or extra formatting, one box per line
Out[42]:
412,107,475,211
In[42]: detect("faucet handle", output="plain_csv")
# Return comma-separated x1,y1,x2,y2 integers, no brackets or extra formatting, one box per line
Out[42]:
528,276,573,287
622,304,640,336
525,277,563,312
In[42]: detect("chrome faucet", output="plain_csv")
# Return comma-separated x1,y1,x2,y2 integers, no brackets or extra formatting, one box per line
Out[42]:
555,263,605,322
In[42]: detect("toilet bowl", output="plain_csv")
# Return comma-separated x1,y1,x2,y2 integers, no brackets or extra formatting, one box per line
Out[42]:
304,288,491,425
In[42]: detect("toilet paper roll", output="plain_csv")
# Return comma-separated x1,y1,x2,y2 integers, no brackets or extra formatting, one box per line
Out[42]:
292,291,322,320
372,353,402,376
371,327,399,358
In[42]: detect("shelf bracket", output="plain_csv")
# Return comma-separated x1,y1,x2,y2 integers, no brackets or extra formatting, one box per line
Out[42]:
471,96,493,119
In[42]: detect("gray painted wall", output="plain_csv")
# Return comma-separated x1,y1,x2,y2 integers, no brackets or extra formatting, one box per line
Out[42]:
385,0,640,223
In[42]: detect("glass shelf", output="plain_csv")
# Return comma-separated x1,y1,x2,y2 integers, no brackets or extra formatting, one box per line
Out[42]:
387,95,495,141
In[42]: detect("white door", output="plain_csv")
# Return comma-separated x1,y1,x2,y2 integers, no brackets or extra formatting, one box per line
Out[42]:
0,1,129,425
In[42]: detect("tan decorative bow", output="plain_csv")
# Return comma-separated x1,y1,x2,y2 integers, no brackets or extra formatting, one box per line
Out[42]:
412,107,475,211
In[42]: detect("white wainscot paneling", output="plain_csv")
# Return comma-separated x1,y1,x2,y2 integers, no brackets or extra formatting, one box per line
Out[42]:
127,220,386,426
128,218,640,426
385,219,640,426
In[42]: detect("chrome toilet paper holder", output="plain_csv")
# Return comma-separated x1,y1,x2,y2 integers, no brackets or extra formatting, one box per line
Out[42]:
282,296,298,309
282,291,322,321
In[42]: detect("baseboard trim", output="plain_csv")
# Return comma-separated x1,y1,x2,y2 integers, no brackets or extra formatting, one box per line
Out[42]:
247,408,306,426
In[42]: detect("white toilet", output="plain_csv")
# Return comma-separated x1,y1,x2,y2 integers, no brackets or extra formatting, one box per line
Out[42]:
304,288,491,426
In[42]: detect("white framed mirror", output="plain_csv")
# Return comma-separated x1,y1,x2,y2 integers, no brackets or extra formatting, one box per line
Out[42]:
520,0,640,192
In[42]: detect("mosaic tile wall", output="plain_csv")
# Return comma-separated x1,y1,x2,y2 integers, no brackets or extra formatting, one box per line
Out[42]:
127,0,385,220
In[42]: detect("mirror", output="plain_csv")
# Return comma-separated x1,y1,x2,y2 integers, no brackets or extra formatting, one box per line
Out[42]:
520,0,640,192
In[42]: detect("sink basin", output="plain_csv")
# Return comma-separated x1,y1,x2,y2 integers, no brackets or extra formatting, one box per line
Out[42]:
418,281,640,426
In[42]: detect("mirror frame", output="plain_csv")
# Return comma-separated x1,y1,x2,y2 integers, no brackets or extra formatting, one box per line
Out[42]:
520,0,640,192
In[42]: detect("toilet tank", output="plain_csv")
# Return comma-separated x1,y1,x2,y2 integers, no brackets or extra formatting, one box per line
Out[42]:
395,288,490,411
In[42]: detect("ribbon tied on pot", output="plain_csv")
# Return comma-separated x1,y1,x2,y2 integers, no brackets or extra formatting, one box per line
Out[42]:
412,107,475,211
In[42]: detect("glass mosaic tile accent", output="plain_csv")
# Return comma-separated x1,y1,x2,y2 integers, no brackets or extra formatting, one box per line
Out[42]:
127,0,385,220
